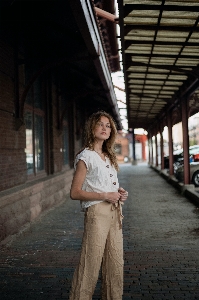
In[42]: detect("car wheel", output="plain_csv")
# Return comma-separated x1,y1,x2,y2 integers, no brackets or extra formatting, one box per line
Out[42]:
192,171,199,187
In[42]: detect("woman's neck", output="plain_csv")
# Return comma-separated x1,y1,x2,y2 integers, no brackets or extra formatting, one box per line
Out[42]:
93,142,104,154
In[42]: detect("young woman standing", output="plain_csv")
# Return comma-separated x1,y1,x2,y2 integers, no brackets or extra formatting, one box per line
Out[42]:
69,111,128,300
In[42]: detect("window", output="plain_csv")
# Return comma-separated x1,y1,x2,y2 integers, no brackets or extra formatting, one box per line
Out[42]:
35,114,44,172
24,75,45,176
25,112,33,174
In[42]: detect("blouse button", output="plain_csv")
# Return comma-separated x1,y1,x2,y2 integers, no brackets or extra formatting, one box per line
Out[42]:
113,182,116,185
106,165,109,168
110,174,113,177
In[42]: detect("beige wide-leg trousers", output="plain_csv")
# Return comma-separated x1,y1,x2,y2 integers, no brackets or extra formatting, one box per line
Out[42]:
69,201,123,300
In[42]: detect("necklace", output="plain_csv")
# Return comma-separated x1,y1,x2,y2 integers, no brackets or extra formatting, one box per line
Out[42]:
94,149,103,155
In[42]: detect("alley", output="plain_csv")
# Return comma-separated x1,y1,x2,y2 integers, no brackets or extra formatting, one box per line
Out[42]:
1,164,199,300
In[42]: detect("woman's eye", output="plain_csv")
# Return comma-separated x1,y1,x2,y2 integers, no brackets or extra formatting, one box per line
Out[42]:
96,123,110,128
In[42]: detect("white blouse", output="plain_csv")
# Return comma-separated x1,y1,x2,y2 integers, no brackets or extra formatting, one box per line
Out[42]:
74,148,119,211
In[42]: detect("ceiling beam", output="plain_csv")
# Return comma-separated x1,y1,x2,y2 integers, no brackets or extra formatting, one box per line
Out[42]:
127,75,186,80
124,25,199,36
125,53,199,60
126,60,199,77
129,83,182,87
129,93,171,102
124,4,199,18
124,40,199,50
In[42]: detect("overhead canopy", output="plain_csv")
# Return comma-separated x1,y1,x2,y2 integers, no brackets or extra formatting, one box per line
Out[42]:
0,0,122,129
118,0,199,131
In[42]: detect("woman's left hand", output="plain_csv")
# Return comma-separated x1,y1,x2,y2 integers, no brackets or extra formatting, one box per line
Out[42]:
118,187,128,202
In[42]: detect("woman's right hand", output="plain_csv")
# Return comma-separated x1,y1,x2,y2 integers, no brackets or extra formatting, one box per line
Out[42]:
105,192,121,204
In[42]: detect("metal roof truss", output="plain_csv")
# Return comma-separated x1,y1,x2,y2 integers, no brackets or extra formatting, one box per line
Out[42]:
118,0,199,131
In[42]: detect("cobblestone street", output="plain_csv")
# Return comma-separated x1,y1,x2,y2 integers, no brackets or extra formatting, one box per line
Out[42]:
1,163,199,299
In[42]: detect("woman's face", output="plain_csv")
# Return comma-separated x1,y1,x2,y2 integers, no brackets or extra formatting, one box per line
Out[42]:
93,116,112,142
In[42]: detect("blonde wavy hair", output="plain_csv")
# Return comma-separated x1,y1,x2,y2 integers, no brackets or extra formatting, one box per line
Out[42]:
83,111,119,171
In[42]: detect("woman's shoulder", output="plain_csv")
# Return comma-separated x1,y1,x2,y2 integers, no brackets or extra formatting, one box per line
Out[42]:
74,148,95,170
75,148,94,161
77,148,93,156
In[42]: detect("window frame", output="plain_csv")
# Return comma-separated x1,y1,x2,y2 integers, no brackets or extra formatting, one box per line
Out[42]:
24,100,47,180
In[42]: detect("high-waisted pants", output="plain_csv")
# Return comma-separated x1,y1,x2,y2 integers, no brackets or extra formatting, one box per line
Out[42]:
69,201,123,300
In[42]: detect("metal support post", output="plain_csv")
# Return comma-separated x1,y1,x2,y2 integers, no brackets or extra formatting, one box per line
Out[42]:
155,134,158,167
151,136,154,166
181,98,190,184
132,128,137,165
160,131,164,169
167,111,174,175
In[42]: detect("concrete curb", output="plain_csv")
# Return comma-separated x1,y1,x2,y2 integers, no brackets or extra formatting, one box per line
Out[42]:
151,165,199,206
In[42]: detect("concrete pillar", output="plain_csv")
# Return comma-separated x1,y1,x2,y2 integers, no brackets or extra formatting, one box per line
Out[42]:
167,111,174,175
181,98,190,184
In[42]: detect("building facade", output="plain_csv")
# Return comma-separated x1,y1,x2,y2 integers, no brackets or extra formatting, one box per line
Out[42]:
0,0,121,242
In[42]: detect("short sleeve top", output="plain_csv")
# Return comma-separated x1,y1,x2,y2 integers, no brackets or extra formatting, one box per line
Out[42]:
74,148,119,211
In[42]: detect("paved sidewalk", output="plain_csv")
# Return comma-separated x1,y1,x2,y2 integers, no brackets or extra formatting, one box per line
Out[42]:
1,163,199,299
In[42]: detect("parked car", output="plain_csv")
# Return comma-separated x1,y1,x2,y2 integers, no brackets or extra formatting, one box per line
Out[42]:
192,153,199,162
174,162,199,187
173,145,199,170
164,145,199,168
164,148,182,168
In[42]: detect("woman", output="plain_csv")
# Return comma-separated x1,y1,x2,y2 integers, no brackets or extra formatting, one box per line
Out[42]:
69,111,128,300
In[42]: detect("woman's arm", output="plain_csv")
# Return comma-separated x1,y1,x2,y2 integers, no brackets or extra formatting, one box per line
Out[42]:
70,160,121,203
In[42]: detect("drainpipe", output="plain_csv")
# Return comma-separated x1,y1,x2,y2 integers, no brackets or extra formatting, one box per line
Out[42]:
94,7,118,23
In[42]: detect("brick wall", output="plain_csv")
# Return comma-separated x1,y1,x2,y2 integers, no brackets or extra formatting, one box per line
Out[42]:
115,133,129,162
0,169,74,242
0,40,27,190
0,38,76,243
